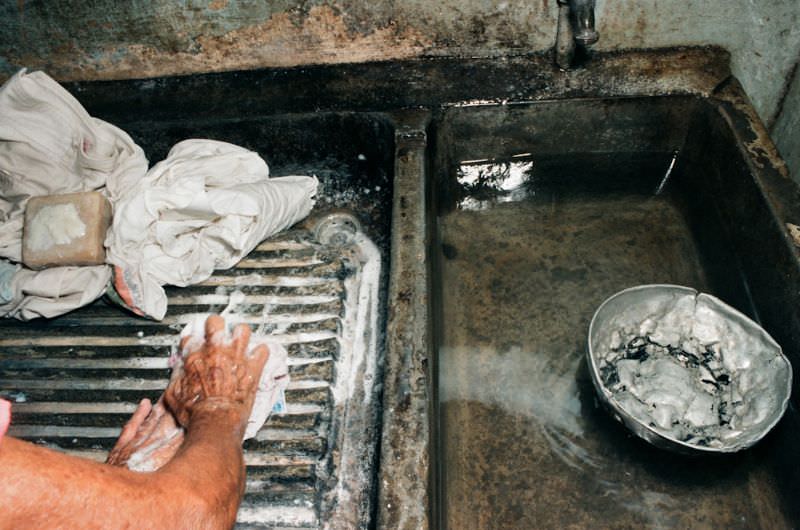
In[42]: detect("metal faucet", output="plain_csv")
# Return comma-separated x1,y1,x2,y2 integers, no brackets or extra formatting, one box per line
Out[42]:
555,0,600,70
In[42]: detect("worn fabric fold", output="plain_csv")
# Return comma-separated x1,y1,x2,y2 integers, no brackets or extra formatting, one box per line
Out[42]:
0,258,112,320
0,71,317,321
0,69,148,262
106,139,318,320
0,69,147,320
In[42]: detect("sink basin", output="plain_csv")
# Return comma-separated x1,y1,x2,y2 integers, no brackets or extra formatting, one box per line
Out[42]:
427,96,800,528
2,48,799,530
0,107,395,529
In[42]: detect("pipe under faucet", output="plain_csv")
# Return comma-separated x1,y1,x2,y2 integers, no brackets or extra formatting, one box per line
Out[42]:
555,0,599,70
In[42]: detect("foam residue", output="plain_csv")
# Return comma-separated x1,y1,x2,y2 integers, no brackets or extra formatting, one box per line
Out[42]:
126,426,184,472
601,335,736,446
593,288,791,450
325,231,381,409
439,344,593,471
316,225,382,521
6,391,27,403
172,288,290,441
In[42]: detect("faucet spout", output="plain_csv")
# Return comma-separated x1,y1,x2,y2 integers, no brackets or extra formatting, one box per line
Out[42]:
554,0,599,69
571,0,599,46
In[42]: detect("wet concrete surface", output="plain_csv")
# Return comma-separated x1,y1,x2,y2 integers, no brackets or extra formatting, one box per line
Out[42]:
63,48,730,123
434,156,792,528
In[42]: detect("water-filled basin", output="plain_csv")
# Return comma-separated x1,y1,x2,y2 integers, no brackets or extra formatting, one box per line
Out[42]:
429,96,800,529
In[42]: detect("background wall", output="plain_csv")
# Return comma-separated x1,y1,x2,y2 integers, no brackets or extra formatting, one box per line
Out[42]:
1,0,799,179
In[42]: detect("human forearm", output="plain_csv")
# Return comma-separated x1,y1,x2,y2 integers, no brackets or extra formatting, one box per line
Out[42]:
0,437,170,530
0,405,245,530
156,403,247,529
151,315,268,528
0,315,266,530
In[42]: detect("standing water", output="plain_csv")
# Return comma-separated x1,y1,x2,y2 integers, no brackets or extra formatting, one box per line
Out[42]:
433,152,792,529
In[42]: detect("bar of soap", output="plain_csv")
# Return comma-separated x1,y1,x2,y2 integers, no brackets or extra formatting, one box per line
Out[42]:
22,191,112,270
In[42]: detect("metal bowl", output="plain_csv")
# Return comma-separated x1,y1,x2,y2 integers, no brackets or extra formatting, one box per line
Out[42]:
587,284,793,454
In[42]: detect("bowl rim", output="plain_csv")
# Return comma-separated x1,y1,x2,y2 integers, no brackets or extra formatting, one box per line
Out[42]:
587,283,794,453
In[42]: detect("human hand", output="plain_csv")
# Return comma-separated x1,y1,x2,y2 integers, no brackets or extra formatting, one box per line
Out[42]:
0,398,10,441
106,397,184,471
164,315,269,429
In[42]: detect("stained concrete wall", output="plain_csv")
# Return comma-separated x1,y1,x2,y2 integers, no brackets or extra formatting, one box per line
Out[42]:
0,0,799,175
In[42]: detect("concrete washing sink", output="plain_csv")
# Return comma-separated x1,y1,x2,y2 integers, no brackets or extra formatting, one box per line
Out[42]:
428,95,799,528
2,47,799,529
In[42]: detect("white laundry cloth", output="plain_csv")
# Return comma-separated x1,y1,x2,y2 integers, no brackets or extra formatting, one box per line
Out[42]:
0,258,111,320
107,139,317,320
0,69,148,320
173,316,290,440
0,70,317,321
0,69,148,261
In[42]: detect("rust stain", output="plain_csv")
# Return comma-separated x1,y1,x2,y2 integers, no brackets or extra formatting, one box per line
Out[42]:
715,79,791,178
193,6,431,66
10,5,432,82
635,12,648,37
207,0,228,11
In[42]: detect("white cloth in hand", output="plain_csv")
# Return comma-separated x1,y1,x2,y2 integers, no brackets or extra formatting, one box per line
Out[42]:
174,315,291,440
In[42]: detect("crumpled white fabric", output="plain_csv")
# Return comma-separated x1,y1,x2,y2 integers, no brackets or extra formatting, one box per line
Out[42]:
0,259,111,320
0,69,148,261
106,139,318,321
0,69,148,319
0,69,318,321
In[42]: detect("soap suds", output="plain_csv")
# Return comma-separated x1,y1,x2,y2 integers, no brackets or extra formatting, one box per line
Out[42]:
173,290,290,440
335,232,381,406
593,288,791,450
126,426,184,472
26,203,86,251
601,335,737,447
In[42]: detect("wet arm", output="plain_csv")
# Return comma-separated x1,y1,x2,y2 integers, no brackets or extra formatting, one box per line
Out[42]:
0,407,244,530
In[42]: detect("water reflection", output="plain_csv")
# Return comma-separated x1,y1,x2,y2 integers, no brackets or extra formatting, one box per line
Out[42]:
455,155,535,209
452,152,680,212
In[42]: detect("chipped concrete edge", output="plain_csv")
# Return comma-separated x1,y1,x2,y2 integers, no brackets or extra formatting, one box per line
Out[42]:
709,77,800,256
711,77,791,180
534,46,733,102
